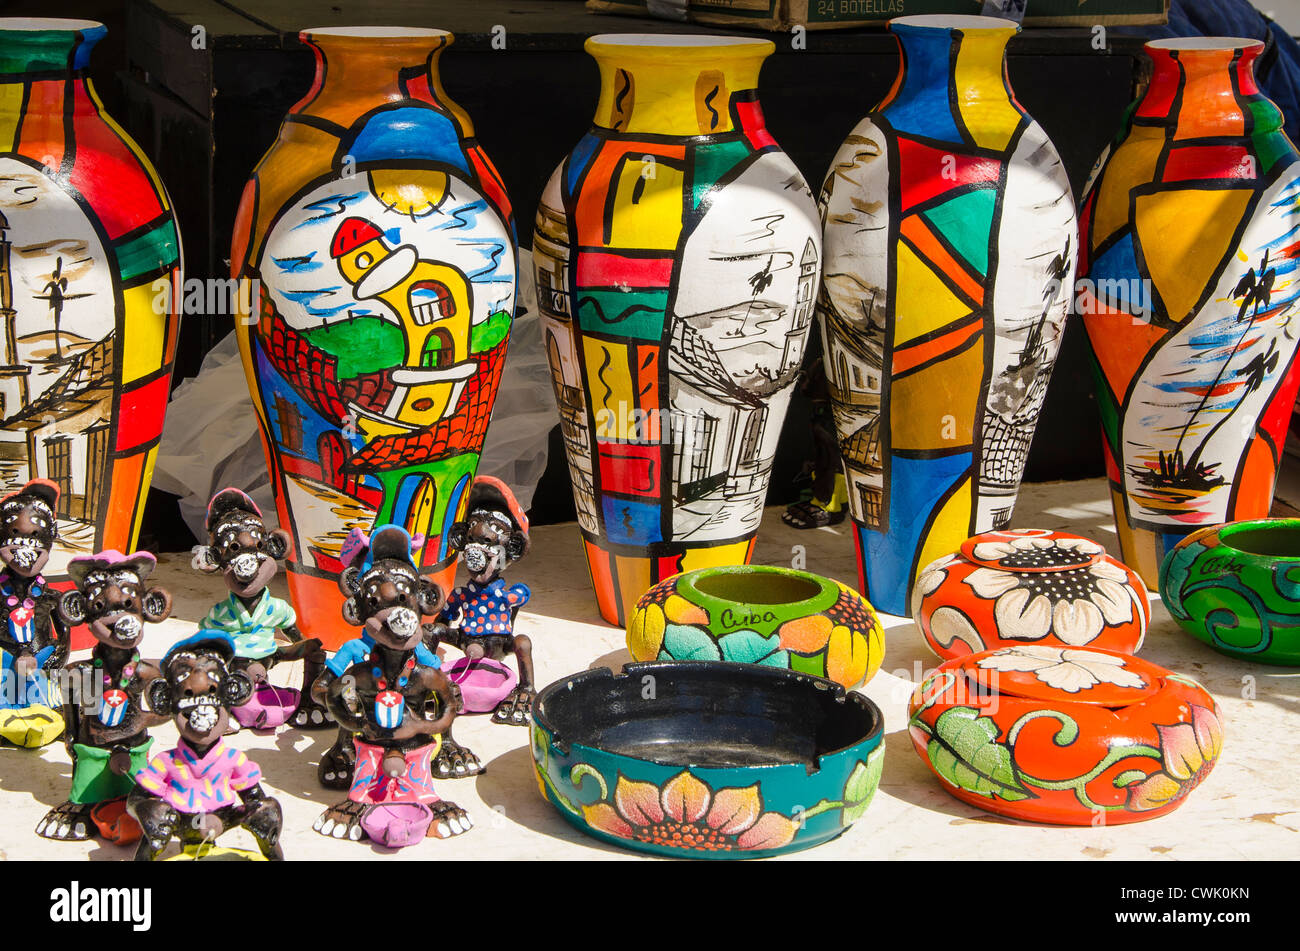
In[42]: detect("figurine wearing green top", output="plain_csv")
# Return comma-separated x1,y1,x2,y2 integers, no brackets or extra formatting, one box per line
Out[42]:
193,488,330,731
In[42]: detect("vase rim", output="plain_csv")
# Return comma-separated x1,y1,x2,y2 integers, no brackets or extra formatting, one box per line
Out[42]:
0,17,103,32
301,26,451,40
1146,36,1263,52
586,32,774,56
890,14,1019,31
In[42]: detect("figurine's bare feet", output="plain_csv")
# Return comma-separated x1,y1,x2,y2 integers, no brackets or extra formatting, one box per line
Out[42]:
313,800,367,842
433,737,482,778
428,801,472,838
36,801,94,840
492,687,534,726
290,696,334,730
318,738,355,789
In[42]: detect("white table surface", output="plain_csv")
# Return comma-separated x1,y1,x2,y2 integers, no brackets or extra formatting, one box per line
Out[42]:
1,477,1295,861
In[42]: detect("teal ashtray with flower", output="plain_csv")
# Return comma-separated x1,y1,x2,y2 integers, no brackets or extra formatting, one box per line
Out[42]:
531,661,884,858
1161,518,1300,665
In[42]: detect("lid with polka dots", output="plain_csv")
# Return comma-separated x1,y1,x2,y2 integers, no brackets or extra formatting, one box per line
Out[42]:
960,529,1106,574
947,645,1166,706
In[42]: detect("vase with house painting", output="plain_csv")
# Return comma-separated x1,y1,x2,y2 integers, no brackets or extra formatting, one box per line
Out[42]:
230,27,516,649
0,18,182,647
533,34,821,627
817,15,1076,617
1078,38,1300,588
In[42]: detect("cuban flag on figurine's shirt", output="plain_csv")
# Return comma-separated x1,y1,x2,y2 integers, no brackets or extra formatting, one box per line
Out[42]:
98,689,128,728
374,690,404,729
8,603,34,644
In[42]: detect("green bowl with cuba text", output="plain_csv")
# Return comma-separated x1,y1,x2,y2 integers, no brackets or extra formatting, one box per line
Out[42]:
1160,518,1300,665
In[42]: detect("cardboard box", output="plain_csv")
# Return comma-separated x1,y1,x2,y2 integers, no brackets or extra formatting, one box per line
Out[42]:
585,0,1169,31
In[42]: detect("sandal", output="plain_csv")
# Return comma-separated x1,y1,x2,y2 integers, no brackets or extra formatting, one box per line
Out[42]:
781,499,846,529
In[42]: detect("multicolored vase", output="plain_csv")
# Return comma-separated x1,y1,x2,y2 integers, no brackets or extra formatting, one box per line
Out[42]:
0,19,181,604
626,565,884,688
533,35,821,626
1161,518,1300,665
817,15,1077,617
1079,38,1300,587
908,645,1223,825
532,662,884,858
230,27,516,649
913,529,1150,660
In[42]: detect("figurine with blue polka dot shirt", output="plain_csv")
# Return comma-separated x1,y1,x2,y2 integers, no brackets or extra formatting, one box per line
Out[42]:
435,476,535,729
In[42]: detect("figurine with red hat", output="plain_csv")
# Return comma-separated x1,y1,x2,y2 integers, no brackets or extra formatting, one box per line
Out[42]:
0,478,70,749
436,476,536,738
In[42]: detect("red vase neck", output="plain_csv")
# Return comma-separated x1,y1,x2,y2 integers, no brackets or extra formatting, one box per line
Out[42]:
1136,40,1283,139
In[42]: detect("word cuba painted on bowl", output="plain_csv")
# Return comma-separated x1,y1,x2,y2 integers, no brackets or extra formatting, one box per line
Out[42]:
230,27,516,648
531,662,884,858
1161,518,1300,665
626,565,885,689
1079,38,1300,587
533,35,822,627
913,529,1150,660
0,18,182,630
908,645,1223,825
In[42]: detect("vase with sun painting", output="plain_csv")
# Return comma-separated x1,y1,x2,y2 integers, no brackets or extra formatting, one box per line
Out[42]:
230,27,516,648
0,18,182,648
1078,37,1300,587
532,34,821,627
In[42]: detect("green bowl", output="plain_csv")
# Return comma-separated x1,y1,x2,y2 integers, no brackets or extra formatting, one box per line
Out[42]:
1160,518,1300,665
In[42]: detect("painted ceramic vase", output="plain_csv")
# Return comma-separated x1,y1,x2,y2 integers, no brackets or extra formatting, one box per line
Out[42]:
532,662,884,858
533,35,821,627
0,20,181,597
626,565,885,688
1161,518,1300,665
817,15,1077,618
1079,38,1300,588
230,28,516,649
908,645,1223,824
913,528,1150,660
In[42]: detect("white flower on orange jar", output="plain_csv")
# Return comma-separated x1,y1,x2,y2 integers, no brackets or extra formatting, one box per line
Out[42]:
976,645,1147,693
963,536,1142,647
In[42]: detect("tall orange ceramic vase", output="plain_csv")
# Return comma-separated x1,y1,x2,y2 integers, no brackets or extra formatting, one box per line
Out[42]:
0,18,182,647
230,28,516,649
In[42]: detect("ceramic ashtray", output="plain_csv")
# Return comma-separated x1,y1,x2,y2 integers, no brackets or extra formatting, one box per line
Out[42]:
531,661,884,858
908,645,1222,825
912,528,1150,660
1161,519,1300,666
626,565,885,689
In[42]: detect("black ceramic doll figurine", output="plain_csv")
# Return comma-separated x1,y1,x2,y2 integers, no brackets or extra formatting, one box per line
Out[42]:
312,524,470,846
437,476,535,727
311,525,443,791
0,478,69,749
193,488,330,730
37,551,170,842
129,631,284,861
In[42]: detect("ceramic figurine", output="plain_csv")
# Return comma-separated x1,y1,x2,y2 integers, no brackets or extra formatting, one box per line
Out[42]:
1079,38,1300,586
312,524,471,846
913,529,1150,660
231,26,517,651
1162,519,1300,665
129,632,284,860
908,645,1223,824
626,565,884,689
438,476,534,729
312,525,447,790
37,551,170,842
533,33,822,627
817,15,1077,616
0,20,182,627
533,661,884,858
193,488,330,730
0,479,68,748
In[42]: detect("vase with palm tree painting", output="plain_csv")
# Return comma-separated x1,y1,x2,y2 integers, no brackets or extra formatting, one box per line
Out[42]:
1078,37,1300,587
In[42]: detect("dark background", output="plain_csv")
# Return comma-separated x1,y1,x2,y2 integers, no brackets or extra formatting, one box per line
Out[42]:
10,0,1150,546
